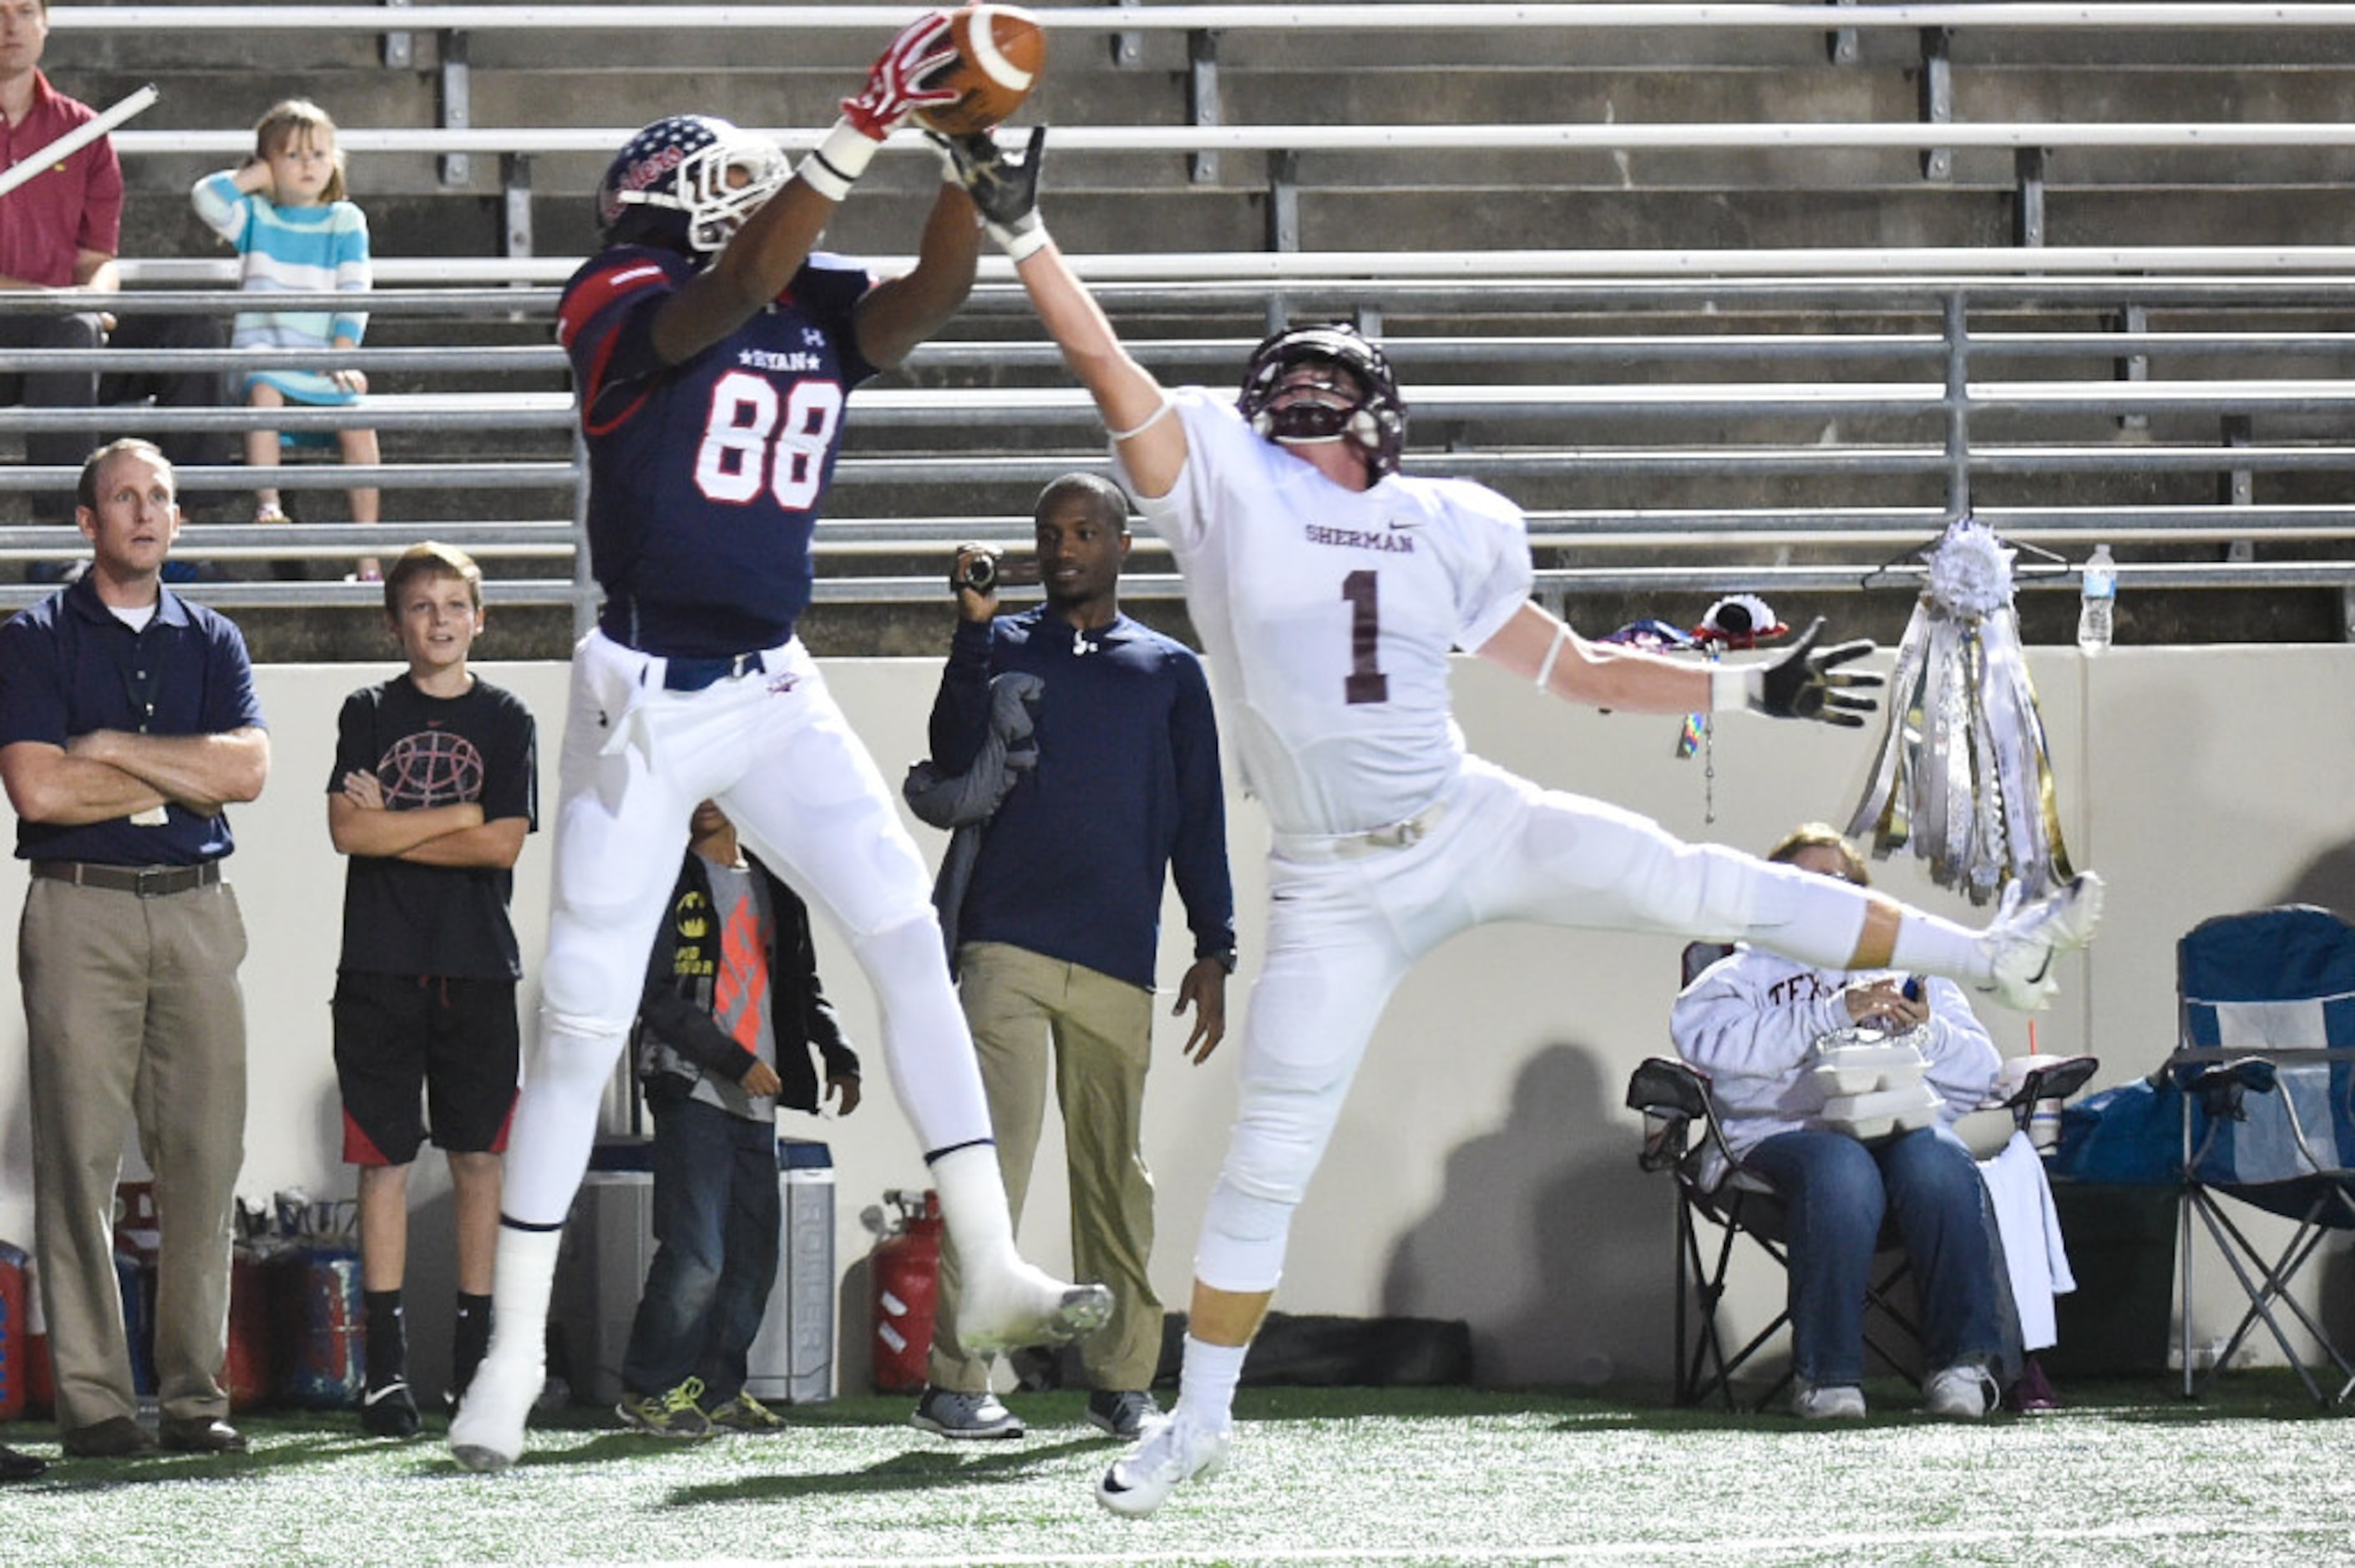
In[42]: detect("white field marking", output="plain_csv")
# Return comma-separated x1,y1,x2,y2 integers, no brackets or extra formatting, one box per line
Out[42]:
618,1515,2342,1568
967,5,1036,90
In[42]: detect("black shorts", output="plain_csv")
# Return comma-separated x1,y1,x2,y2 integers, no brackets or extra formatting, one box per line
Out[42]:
332,971,520,1166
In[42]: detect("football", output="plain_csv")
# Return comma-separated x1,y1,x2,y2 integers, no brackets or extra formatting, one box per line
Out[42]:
913,4,1046,137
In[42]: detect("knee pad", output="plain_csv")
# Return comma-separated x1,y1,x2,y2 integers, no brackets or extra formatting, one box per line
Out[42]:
846,910,955,1004
1194,1176,1295,1296
540,910,646,1041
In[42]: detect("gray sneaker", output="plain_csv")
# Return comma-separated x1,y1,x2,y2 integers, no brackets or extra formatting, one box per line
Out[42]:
1085,1388,1160,1441
909,1385,1025,1440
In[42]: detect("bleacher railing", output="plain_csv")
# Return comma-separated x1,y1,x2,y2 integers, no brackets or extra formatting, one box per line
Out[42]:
11,262,2355,632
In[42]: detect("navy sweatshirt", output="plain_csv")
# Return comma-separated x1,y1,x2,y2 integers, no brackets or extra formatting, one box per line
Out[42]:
928,609,1233,991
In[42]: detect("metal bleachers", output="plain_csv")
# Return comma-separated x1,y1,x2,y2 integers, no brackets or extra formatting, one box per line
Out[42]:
16,4,2355,648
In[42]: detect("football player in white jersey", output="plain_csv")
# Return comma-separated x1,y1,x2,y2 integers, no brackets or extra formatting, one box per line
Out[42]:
940,129,2103,1517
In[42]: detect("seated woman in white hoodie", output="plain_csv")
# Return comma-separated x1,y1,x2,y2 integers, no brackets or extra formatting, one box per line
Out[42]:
1671,823,2014,1421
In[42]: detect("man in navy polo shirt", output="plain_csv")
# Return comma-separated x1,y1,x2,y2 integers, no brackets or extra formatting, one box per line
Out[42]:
0,438,269,1459
914,473,1235,1444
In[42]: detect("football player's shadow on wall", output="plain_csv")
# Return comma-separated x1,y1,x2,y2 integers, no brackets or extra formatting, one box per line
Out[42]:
1379,1042,1667,1393
2274,841,2355,1375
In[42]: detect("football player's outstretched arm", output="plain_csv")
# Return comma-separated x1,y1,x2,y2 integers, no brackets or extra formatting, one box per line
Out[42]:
1480,602,1711,715
853,180,982,372
1481,602,1882,727
651,13,959,367
939,128,1188,499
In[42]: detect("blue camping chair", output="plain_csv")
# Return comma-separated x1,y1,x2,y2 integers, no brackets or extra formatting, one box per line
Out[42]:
2170,904,2355,1404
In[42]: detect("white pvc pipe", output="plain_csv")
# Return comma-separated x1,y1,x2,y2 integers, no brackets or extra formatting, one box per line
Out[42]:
0,82,158,200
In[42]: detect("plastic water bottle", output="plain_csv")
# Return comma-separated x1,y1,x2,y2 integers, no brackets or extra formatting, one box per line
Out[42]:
2077,544,2116,656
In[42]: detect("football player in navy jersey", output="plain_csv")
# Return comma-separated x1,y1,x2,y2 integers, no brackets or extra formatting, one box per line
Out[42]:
448,14,1111,1472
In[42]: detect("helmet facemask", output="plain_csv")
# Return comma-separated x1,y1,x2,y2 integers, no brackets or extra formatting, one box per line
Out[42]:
599,117,789,258
1237,324,1408,478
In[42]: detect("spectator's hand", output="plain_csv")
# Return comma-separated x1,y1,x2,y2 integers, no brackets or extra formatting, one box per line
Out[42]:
951,545,1000,622
1751,618,1881,727
331,368,367,396
1173,957,1229,1065
339,769,387,810
1843,977,1928,1032
741,1058,784,1098
934,126,1047,257
827,1072,864,1116
841,10,960,142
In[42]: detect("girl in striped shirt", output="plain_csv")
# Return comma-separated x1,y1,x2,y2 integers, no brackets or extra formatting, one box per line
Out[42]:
194,99,381,579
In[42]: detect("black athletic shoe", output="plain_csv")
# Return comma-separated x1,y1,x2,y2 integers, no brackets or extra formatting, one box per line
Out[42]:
362,1379,423,1439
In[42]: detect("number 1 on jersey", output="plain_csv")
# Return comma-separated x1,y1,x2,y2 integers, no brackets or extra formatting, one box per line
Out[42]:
1342,569,1388,705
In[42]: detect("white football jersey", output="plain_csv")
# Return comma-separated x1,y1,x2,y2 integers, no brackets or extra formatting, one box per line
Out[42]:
1122,390,1532,838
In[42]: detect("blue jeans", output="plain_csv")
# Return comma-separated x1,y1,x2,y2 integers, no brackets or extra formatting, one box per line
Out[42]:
1743,1126,2006,1388
620,1095,778,1403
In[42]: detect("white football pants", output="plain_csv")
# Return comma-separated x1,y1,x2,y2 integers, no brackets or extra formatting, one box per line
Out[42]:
1194,755,1895,1294
503,630,994,1226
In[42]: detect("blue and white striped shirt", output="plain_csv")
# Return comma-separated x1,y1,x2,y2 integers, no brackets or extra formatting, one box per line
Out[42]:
191,171,372,403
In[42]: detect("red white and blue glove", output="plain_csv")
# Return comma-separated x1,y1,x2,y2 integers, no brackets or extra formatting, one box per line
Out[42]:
802,11,960,200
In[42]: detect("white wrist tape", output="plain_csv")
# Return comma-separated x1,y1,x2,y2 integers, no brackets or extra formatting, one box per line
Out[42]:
1709,662,1765,714
990,214,1050,263
1106,397,1173,443
1532,622,1569,693
798,119,879,202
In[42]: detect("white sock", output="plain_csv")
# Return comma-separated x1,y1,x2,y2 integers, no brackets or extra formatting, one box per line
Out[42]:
1174,1334,1247,1429
928,1143,1015,1274
1890,910,1991,984
482,1225,563,1367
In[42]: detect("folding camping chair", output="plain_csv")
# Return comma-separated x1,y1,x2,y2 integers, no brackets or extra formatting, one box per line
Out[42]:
2169,904,2355,1405
1633,941,2099,1411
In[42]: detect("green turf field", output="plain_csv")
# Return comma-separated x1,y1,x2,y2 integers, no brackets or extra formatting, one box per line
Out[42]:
5,1379,2352,1565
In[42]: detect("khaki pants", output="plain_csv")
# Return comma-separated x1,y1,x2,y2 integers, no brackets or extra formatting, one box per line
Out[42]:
929,942,1162,1393
23,877,249,1432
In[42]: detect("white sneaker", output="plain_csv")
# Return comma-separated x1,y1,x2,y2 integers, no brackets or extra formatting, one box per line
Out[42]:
956,1256,1113,1357
1924,1363,1999,1419
448,1345,544,1473
1791,1380,1867,1420
1976,872,2105,1012
1096,1411,1231,1517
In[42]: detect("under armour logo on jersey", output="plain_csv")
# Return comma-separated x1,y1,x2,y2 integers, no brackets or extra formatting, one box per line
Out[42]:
803,328,826,348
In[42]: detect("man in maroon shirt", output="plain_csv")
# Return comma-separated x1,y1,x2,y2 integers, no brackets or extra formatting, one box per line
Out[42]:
1,0,224,546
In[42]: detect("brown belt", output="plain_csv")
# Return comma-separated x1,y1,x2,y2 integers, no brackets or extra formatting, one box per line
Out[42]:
31,859,222,898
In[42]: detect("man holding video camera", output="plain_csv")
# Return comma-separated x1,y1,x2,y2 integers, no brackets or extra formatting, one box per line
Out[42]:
909,471,1235,1444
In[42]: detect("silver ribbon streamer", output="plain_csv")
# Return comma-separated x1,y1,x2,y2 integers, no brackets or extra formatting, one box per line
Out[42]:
1845,518,2075,904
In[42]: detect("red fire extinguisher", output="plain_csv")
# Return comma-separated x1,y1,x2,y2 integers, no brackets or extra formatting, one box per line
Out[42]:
0,1240,28,1422
867,1188,942,1393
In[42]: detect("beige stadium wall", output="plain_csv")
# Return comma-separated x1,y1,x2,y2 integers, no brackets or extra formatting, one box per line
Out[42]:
0,643,2350,1395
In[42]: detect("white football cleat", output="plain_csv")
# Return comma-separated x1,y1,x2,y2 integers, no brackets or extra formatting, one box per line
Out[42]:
1976,871,2105,1013
1096,1410,1230,1517
956,1256,1112,1357
447,1344,544,1473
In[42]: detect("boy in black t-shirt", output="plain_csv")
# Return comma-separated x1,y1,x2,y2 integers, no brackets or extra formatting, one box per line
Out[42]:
327,543,538,1439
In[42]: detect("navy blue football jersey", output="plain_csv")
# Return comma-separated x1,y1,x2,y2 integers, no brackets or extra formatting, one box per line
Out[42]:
557,245,878,657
